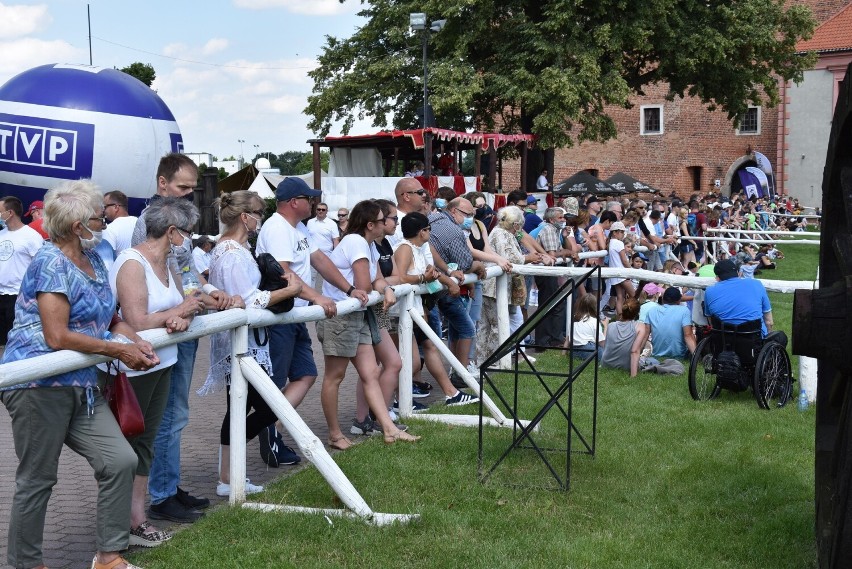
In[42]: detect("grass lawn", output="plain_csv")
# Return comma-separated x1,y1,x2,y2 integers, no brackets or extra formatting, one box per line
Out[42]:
134,245,819,569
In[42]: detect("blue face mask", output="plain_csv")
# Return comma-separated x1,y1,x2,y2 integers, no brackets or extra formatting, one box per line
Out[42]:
461,216,474,230
434,198,447,210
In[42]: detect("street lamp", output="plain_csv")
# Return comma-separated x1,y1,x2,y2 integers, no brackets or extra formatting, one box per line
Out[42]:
410,13,445,129
253,144,260,164
237,139,245,168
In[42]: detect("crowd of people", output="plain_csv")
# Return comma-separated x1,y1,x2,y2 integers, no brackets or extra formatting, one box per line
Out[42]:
0,155,810,568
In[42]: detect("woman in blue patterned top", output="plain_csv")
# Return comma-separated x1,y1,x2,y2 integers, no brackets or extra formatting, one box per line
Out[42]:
0,180,158,569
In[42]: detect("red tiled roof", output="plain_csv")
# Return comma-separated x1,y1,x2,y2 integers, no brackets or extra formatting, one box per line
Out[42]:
797,3,852,52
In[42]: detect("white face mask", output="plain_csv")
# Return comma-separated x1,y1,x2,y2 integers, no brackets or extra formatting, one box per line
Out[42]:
244,214,262,240
170,231,192,257
80,227,103,250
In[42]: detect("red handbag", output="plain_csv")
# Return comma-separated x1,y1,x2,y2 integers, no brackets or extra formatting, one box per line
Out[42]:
103,361,145,438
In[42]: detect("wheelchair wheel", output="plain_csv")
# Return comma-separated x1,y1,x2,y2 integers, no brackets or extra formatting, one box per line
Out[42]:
753,341,793,410
689,337,721,401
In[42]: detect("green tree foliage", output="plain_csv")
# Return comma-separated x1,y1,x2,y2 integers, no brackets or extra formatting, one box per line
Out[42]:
257,151,330,175
306,0,817,149
119,62,156,87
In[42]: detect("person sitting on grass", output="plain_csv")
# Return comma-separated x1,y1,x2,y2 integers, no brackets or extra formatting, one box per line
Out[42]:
630,287,696,377
570,293,606,360
600,297,641,371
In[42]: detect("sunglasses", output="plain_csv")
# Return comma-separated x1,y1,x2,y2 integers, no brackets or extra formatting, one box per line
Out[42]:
338,213,348,218
316,208,327,212
405,190,426,196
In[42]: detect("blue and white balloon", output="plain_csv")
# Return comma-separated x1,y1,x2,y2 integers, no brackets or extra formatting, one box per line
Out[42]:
0,63,183,213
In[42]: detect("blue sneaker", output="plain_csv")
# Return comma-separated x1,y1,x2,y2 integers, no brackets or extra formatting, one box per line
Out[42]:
412,384,430,399
392,399,429,414
259,424,280,467
271,429,300,465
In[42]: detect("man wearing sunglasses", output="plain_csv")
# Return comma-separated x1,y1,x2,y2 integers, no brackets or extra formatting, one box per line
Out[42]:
102,190,138,256
307,202,340,289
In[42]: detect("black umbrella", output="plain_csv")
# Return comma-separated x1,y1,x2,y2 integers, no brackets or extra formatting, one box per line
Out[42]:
605,172,661,194
553,171,622,196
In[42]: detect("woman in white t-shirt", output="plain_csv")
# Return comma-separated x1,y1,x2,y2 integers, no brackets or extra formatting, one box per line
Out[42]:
607,221,634,317
317,200,419,449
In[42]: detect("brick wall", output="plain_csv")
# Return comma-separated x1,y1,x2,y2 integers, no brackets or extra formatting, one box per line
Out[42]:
503,83,777,200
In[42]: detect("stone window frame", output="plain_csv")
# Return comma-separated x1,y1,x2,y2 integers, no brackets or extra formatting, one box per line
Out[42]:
640,104,664,136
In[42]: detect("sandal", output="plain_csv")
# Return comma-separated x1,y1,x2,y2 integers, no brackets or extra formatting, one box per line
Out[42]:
129,521,172,548
384,430,421,444
328,435,353,450
91,554,144,569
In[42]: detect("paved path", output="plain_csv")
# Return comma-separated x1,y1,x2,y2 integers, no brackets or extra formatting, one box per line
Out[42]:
0,331,445,569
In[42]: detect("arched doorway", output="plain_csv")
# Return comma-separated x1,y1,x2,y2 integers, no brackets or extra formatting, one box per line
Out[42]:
721,154,757,197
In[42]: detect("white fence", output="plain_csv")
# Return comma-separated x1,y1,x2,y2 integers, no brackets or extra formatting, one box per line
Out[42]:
0,255,818,523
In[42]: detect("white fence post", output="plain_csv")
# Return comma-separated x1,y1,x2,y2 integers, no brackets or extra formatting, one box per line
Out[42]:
397,289,415,419
495,272,511,369
228,325,249,504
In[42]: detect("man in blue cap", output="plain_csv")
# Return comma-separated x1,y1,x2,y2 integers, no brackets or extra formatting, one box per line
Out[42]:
254,177,369,467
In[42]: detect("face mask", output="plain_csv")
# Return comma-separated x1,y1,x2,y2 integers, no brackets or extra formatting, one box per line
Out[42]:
244,214,262,240
554,221,566,230
80,228,102,250
170,232,192,257
0,212,7,230
460,216,474,230
515,230,524,241
434,198,447,210
182,193,195,202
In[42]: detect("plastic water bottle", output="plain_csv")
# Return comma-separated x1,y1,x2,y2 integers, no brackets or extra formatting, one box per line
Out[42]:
181,266,201,297
104,331,133,344
797,388,809,412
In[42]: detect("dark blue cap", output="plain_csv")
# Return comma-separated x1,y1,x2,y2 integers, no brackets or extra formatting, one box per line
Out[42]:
275,177,321,202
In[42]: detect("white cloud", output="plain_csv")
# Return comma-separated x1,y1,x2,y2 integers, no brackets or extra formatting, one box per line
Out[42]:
0,3,51,40
233,0,359,16
202,38,229,55
0,38,83,75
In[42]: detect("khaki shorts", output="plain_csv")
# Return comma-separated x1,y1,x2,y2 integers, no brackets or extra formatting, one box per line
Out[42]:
316,311,372,358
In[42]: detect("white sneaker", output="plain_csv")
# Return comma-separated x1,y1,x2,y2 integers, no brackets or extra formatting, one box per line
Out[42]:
217,479,264,497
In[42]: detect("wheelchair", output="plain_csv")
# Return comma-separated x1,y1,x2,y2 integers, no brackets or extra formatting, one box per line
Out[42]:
688,316,793,409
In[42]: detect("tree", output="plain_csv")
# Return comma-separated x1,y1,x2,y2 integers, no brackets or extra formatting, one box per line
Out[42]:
120,62,156,87
306,0,816,151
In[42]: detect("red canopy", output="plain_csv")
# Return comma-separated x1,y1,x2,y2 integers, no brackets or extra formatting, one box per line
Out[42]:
315,128,537,152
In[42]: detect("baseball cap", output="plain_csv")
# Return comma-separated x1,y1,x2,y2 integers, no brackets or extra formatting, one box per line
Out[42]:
586,195,599,204
26,200,44,216
713,259,739,281
526,195,539,205
609,221,627,232
562,197,579,217
642,282,664,296
662,287,682,303
275,177,321,202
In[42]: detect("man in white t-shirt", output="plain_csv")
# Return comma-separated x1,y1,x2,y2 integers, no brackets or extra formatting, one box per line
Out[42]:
306,201,340,289
254,178,369,465
0,196,43,345
191,236,214,279
102,190,138,256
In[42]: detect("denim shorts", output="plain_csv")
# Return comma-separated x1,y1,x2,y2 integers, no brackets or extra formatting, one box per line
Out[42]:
268,322,318,388
437,294,475,339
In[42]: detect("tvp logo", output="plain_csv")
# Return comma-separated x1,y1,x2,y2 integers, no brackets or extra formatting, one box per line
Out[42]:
0,113,94,180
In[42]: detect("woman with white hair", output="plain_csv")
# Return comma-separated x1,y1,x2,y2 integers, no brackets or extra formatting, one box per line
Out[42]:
1,180,158,569
476,205,544,359
108,197,211,548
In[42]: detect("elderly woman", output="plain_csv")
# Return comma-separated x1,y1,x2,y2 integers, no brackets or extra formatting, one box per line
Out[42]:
318,200,419,448
476,206,543,359
197,191,300,495
1,180,157,569
108,197,209,548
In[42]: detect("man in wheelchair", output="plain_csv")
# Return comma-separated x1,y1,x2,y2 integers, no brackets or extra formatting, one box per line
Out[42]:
703,259,787,347
692,258,792,408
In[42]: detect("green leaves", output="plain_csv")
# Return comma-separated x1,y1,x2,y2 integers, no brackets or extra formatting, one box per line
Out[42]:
305,0,816,148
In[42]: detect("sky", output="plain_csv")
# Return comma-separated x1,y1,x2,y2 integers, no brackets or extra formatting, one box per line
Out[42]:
0,0,371,160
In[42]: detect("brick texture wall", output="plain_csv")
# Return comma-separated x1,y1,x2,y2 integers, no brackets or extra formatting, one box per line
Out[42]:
502,83,777,200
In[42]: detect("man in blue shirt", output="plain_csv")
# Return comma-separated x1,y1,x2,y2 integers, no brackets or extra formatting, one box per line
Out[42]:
630,287,696,376
703,259,787,345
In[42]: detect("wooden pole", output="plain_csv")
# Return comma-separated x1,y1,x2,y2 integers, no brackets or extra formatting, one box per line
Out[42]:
312,142,322,191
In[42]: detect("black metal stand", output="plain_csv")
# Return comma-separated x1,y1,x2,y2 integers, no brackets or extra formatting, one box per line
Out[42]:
477,266,601,491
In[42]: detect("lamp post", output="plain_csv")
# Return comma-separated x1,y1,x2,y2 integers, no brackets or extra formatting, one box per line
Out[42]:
237,139,245,168
409,13,446,129
253,144,260,165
